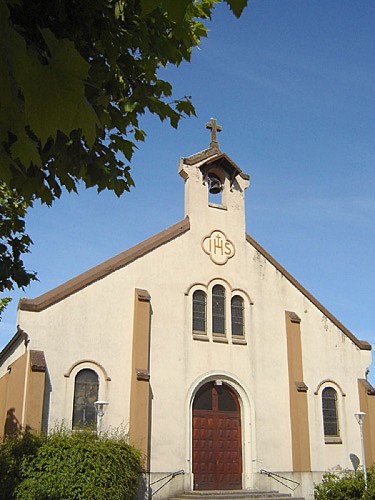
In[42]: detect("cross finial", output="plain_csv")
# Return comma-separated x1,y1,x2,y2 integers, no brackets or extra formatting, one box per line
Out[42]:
206,118,222,150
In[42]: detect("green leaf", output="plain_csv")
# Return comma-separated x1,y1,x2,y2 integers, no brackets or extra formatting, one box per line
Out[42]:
140,0,160,17
0,296,11,319
224,0,248,18
134,128,146,142
20,30,99,147
10,135,40,166
176,98,196,117
110,135,135,161
0,0,34,148
162,0,192,22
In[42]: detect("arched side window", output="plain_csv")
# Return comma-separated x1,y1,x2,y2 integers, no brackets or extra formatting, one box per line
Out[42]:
322,387,339,437
193,290,207,334
72,369,99,429
212,285,225,335
231,295,244,336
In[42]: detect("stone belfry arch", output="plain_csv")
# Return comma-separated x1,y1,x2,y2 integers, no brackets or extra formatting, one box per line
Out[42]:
178,118,250,244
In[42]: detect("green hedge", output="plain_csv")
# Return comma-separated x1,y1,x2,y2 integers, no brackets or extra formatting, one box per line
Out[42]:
314,468,375,499
0,431,44,500
0,430,142,500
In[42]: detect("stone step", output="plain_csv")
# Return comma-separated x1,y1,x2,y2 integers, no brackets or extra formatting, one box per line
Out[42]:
169,490,305,500
169,497,302,500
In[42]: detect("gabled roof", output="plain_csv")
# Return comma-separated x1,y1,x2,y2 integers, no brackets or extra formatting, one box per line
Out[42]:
182,147,250,181
19,218,190,313
17,215,370,351
246,234,371,351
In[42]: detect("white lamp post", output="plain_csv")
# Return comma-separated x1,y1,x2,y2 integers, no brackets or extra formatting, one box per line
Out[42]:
355,411,367,490
94,400,109,437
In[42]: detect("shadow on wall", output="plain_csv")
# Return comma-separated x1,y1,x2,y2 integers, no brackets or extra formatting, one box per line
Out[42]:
4,407,21,438
136,474,149,500
42,368,52,434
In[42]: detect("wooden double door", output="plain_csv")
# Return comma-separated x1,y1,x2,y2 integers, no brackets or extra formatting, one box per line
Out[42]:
192,382,242,490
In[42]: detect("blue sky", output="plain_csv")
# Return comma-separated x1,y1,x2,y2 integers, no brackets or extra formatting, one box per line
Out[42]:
1,0,375,379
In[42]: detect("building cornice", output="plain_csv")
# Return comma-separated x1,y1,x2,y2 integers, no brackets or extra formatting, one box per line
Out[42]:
0,327,28,364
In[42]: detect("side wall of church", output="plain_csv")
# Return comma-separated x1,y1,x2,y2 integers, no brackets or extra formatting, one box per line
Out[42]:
0,351,27,439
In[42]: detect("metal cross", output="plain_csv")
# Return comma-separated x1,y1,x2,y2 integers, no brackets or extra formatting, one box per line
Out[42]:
206,118,222,150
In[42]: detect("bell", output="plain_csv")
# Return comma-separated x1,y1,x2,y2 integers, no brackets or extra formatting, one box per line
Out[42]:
207,174,222,194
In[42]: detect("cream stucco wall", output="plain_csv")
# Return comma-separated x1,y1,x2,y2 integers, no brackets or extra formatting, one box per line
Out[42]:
0,334,27,378
12,149,371,499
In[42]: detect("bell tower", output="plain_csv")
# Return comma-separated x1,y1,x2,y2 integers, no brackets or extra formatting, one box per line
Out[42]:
178,118,250,241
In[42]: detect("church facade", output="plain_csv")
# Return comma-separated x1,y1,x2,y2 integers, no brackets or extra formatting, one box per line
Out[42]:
1,120,375,498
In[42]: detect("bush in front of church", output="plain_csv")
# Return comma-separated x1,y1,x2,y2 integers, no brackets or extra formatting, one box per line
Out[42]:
0,430,44,500
314,468,375,499
13,430,142,499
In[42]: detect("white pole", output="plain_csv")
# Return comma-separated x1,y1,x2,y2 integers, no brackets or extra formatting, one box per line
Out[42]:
97,412,103,438
355,412,367,490
94,401,108,439
359,418,368,489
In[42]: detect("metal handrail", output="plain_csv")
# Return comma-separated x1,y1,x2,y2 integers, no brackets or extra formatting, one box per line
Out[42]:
149,470,185,497
259,469,300,491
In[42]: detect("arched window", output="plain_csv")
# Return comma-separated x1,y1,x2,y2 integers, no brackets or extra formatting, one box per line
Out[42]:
231,295,244,336
72,369,99,429
322,387,339,437
193,290,207,334
212,285,225,335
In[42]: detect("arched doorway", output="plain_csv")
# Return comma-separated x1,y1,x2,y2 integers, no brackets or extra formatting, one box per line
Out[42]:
192,381,242,490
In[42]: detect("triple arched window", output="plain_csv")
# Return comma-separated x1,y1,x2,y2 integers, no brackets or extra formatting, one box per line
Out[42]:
192,285,246,340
